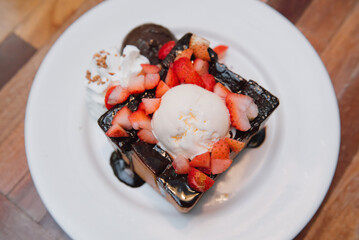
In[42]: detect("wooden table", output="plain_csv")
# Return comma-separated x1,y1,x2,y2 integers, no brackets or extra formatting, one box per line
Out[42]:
0,0,358,239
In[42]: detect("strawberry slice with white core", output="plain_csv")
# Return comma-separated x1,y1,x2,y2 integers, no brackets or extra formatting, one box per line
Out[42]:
144,73,160,89
188,167,215,192
172,155,190,174
211,158,232,174
128,110,152,130
142,98,161,115
226,93,258,131
141,64,160,74
213,82,231,99
128,75,145,94
193,58,209,76
107,85,130,105
111,106,132,130
137,129,158,144
106,124,129,138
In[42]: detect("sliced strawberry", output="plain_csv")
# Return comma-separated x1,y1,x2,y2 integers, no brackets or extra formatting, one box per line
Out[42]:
172,57,194,83
137,102,146,111
189,34,210,61
190,152,210,168
213,45,228,61
188,167,215,192
211,158,232,174
165,67,179,88
142,98,161,115
140,64,160,74
128,75,145,94
185,71,204,87
104,85,117,109
106,124,129,138
174,48,193,61
172,155,190,174
137,129,158,144
201,73,216,91
144,73,160,89
196,167,212,175
128,110,152,130
158,40,176,60
213,82,231,99
211,139,230,159
226,93,258,131
112,106,132,130
155,81,170,98
193,58,209,76
225,138,245,153
107,85,130,105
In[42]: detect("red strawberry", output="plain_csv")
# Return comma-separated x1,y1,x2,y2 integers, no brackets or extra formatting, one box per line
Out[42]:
189,152,210,168
112,106,132,130
142,98,161,115
226,93,258,131
189,34,210,61
155,81,170,98
137,129,158,144
107,85,130,105
137,102,146,111
173,57,194,83
185,71,204,87
211,139,230,159
141,64,160,74
213,82,231,99
201,73,216,91
158,40,176,60
193,58,209,76
144,73,160,89
128,110,152,130
196,167,212,175
128,75,145,94
213,45,228,61
225,138,245,153
106,124,129,138
187,168,215,192
174,48,193,61
104,85,117,109
165,67,179,88
172,155,190,174
211,158,232,174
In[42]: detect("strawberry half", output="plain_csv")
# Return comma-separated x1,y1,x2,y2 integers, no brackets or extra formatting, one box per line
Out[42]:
104,85,117,109
165,67,179,88
144,73,160,89
142,98,161,115
213,82,231,99
174,48,193,61
128,75,145,94
225,138,245,153
193,58,209,76
213,45,228,61
141,64,160,74
107,85,130,105
226,93,258,131
137,129,158,144
112,106,132,130
211,158,232,174
211,139,230,159
189,34,210,61
172,57,194,83
201,73,216,91
128,110,152,130
155,81,170,98
172,155,190,174
188,167,215,192
189,152,210,168
158,40,176,60
106,124,129,138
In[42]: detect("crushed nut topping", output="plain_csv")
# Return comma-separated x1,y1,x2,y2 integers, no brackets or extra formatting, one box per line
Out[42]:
86,70,106,85
93,50,109,68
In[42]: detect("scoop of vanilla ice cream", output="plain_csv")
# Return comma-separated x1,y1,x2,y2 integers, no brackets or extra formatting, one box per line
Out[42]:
85,45,149,118
152,84,230,159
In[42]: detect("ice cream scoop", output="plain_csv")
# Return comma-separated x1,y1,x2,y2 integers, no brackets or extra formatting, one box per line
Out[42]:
152,84,230,159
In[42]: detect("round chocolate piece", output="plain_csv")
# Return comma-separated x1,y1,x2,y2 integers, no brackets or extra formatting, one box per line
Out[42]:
121,23,176,65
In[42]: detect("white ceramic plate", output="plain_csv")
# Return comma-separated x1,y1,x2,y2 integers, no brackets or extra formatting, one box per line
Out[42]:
25,0,340,239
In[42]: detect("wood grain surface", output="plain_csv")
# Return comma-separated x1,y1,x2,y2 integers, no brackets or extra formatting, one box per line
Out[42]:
0,0,358,239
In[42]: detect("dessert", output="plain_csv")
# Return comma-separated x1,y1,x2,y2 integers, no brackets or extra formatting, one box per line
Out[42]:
95,24,279,213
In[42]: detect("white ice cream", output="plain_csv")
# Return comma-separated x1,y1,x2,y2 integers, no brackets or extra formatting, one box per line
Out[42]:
152,84,230,159
85,45,149,118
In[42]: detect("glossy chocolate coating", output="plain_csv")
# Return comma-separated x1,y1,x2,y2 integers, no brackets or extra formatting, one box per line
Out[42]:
121,23,176,65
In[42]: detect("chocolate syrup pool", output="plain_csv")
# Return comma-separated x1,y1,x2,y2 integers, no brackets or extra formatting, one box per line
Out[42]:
109,128,266,188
